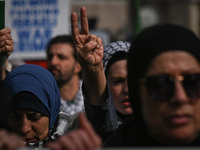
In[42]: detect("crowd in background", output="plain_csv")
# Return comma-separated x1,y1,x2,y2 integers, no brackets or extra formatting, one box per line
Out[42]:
1,6,200,150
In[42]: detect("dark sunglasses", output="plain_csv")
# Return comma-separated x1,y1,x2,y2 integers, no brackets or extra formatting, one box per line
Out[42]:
140,73,200,102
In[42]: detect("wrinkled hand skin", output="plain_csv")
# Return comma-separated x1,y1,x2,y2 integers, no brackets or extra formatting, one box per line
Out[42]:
0,28,14,59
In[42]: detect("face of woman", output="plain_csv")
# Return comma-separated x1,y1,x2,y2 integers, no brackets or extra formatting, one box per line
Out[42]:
140,50,200,145
8,108,49,143
107,60,133,115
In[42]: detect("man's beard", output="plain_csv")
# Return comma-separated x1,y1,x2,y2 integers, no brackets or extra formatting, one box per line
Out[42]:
56,73,73,87
49,67,74,87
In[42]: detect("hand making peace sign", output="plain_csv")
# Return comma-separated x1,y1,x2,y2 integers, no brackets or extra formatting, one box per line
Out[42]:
71,7,104,71
71,7,108,105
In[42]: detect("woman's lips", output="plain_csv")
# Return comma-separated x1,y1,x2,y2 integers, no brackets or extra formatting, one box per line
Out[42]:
25,138,35,143
122,98,131,107
167,115,191,125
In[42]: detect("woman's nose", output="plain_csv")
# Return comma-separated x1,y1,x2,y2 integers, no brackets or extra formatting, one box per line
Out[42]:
123,80,128,94
21,115,31,136
171,81,189,104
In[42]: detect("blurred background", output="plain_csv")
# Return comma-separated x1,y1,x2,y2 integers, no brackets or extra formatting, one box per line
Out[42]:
3,0,200,69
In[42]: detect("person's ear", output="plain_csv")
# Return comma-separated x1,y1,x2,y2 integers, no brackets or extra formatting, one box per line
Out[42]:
74,62,81,74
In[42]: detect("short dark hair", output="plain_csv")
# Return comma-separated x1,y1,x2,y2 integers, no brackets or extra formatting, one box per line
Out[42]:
46,35,77,60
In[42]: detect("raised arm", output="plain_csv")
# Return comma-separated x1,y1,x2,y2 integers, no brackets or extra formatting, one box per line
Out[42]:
71,7,118,144
71,7,108,105
0,28,14,80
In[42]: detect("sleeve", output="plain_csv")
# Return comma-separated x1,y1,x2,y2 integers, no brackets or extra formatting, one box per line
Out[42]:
82,81,118,143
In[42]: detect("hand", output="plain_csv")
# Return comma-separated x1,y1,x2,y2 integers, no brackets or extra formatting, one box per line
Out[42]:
71,7,103,70
71,7,107,105
0,129,25,150
47,113,102,150
0,28,14,59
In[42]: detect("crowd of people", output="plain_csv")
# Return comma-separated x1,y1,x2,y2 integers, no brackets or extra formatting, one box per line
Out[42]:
1,5,200,150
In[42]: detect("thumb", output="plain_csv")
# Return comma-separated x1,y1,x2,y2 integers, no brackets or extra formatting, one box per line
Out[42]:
78,113,102,147
81,41,97,54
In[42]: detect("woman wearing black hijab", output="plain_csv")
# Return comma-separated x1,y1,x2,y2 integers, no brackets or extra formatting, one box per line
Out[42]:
102,41,133,123
72,7,200,147
105,23,200,146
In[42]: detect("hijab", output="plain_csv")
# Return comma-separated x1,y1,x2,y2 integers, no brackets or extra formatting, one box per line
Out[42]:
128,23,200,122
105,23,200,147
103,41,131,121
103,41,130,74
4,64,61,130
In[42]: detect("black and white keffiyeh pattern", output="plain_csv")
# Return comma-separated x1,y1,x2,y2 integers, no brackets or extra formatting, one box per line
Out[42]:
60,80,84,115
102,41,131,71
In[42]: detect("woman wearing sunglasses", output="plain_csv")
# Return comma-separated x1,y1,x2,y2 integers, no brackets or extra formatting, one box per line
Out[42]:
104,23,200,146
71,7,200,147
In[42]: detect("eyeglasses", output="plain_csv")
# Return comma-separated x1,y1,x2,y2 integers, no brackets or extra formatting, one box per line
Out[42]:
140,73,200,102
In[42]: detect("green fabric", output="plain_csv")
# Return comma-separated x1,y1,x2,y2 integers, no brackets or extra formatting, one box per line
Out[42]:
0,1,4,30
134,0,142,36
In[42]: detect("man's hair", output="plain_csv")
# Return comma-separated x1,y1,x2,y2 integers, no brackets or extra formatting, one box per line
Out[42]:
46,35,77,60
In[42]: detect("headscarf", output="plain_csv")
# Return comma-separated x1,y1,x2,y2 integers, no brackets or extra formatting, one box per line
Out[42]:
4,64,61,130
103,41,131,121
127,23,200,121
103,41,131,75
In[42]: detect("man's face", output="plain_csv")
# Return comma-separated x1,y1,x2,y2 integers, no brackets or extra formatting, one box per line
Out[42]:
47,43,77,82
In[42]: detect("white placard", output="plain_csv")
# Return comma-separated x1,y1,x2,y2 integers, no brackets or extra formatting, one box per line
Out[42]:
5,0,71,60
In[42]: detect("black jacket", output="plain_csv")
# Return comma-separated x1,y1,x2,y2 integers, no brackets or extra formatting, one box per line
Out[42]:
104,116,200,147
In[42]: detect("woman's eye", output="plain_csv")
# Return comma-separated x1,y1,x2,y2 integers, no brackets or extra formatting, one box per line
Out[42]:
30,117,40,122
28,115,41,122
113,79,125,84
10,114,21,121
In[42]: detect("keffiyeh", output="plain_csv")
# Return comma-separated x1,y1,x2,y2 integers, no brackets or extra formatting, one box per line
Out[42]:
103,41,131,73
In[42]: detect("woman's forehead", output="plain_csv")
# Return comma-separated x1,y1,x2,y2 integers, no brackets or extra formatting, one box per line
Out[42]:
145,50,200,76
12,108,40,114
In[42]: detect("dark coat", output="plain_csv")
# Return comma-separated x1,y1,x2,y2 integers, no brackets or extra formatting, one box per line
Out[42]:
104,115,200,147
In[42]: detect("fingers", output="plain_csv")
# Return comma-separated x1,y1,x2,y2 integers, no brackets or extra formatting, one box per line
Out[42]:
81,41,97,54
0,28,14,59
0,130,25,150
59,131,85,150
87,35,102,47
47,129,100,150
47,114,102,150
71,12,80,41
96,37,103,49
80,7,89,35
71,6,89,40
46,142,62,150
78,114,102,147
0,28,11,36
0,39,13,47
0,33,12,43
88,34,96,42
